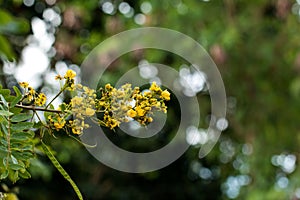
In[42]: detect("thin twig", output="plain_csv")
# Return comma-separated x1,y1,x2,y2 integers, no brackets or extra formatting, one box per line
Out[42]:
45,84,67,109
0,101,62,113
14,104,62,113
0,101,61,113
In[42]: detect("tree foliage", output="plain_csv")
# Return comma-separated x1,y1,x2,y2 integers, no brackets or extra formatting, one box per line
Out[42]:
1,0,300,200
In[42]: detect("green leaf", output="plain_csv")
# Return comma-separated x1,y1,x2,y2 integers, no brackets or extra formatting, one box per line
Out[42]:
10,86,22,107
13,86,22,97
44,110,52,122
0,137,8,145
9,163,24,171
11,122,33,131
9,107,22,115
11,144,33,151
11,131,34,141
3,157,8,167
0,89,11,97
0,94,9,108
0,146,8,157
10,95,22,108
0,152,6,158
0,170,9,179
12,151,34,160
11,154,18,164
0,115,7,122
11,134,30,141
26,130,35,138
0,110,13,116
11,170,19,183
19,170,31,179
11,113,32,122
0,122,8,135
49,104,55,109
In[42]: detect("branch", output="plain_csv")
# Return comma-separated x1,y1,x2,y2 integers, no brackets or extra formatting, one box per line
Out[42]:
14,104,62,113
0,101,62,113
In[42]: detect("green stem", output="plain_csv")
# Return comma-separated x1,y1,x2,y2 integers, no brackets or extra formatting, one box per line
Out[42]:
41,141,83,200
15,104,62,113
45,85,67,109
0,101,61,113
6,112,11,167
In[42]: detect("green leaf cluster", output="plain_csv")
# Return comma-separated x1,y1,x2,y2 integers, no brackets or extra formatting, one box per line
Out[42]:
0,85,35,183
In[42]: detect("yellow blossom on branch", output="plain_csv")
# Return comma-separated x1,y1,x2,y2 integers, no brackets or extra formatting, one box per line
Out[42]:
48,114,66,131
18,70,171,134
135,106,146,117
127,109,137,118
149,81,161,92
64,69,76,80
35,93,47,106
85,108,95,116
95,82,171,128
19,81,29,88
161,90,171,101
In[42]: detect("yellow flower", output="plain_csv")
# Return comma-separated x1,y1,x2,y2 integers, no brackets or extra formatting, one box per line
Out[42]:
98,100,106,107
64,69,76,79
109,119,119,129
143,91,151,96
85,108,95,116
81,121,89,128
135,106,146,116
72,128,81,134
147,117,153,123
127,109,137,118
19,82,29,88
69,120,82,134
161,90,170,101
83,86,95,96
149,82,161,92
35,93,47,106
55,119,66,130
68,83,75,91
71,96,83,106
105,83,113,90
26,87,36,101
28,87,35,95
54,122,64,129
144,106,151,111
48,114,66,130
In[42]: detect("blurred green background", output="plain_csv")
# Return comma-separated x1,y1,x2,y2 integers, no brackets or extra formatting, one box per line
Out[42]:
1,0,300,199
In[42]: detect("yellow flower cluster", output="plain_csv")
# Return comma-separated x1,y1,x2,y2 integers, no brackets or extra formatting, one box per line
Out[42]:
57,69,77,91
19,69,171,135
96,83,133,129
45,70,96,135
19,82,47,106
35,93,47,106
64,69,76,79
19,81,29,88
96,82,170,129
69,84,96,134
131,82,170,125
45,69,91,135
48,114,66,131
